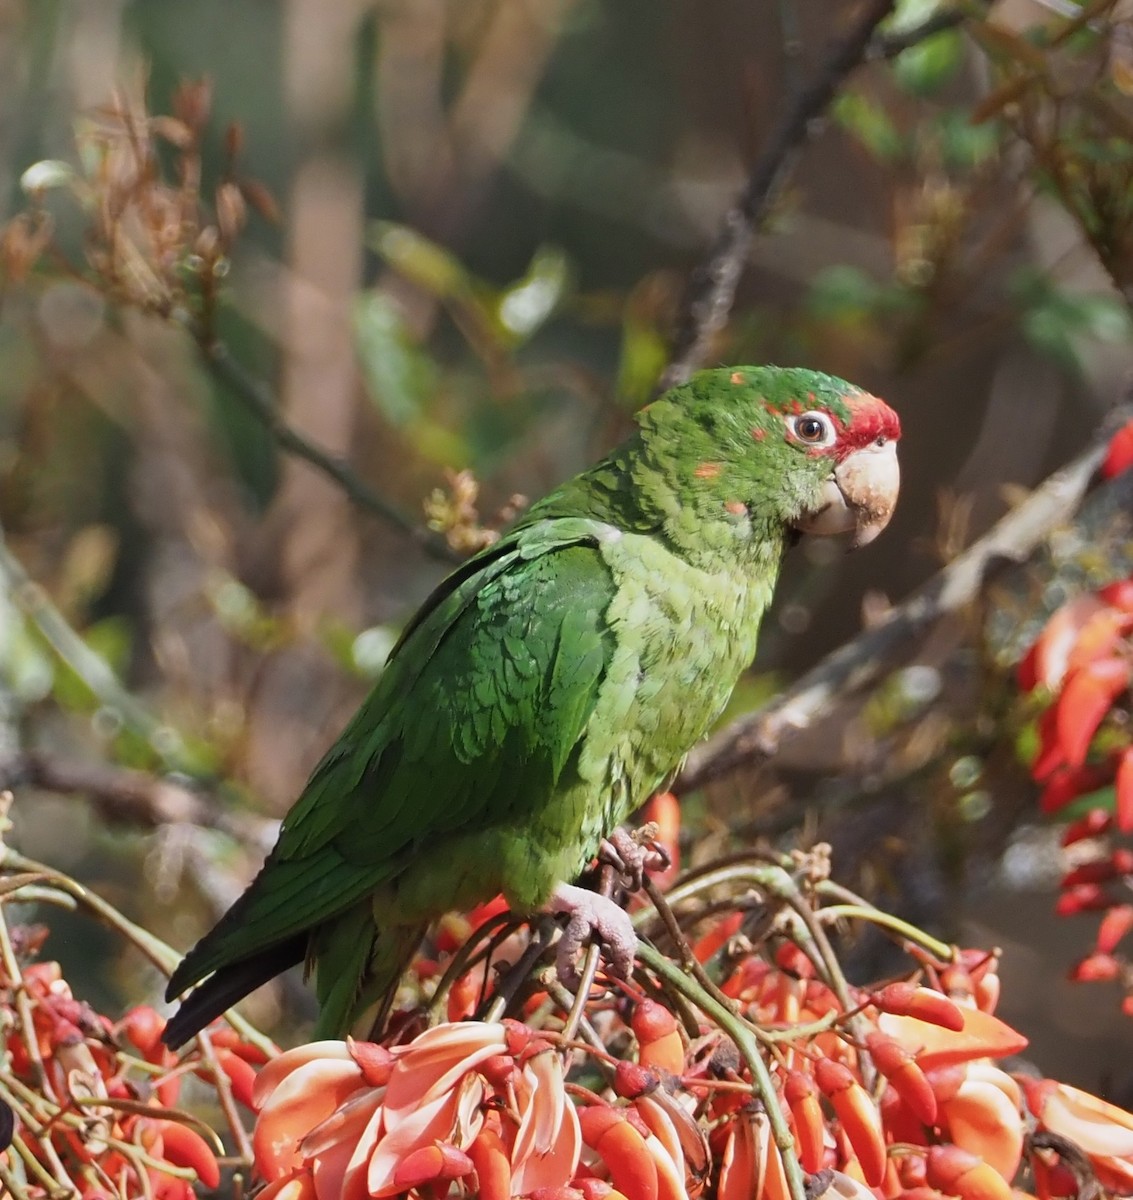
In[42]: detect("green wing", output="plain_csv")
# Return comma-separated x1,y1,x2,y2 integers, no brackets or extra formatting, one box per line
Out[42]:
166,517,618,995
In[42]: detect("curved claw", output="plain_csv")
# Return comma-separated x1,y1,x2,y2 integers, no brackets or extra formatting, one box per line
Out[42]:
599,825,670,892
549,883,637,984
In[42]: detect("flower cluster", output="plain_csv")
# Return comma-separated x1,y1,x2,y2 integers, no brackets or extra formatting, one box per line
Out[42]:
0,958,263,1200
244,928,1133,1200
1016,572,1133,1004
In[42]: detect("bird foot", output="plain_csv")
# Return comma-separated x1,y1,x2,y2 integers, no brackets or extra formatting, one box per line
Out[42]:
599,824,670,892
549,883,637,984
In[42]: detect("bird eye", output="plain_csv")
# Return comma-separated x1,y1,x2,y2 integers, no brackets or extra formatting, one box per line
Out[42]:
787,411,836,447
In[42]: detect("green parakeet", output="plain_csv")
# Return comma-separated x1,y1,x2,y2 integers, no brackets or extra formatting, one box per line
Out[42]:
163,365,900,1046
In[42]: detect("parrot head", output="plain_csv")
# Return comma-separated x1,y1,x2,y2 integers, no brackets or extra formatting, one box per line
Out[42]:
640,366,901,551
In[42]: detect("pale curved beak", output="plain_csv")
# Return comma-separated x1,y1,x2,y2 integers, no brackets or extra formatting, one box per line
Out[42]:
792,439,900,548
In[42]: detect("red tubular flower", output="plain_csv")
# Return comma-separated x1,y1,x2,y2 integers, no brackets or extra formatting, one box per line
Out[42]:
783,1069,826,1172
1101,419,1133,478
924,1145,1013,1200
871,983,965,1032
865,1032,937,1124
814,1058,887,1186
632,999,684,1077
578,1106,659,1200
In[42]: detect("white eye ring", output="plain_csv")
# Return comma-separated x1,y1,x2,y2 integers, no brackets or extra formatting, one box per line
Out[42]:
787,411,837,448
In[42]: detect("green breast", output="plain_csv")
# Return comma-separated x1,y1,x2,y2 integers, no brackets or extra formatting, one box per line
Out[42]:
569,529,777,867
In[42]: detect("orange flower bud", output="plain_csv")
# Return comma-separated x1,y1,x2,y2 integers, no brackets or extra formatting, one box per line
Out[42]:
615,1061,660,1099
814,1059,887,1186
1061,808,1112,846
1069,952,1120,982
1056,884,1113,916
217,1049,257,1108
872,983,964,1032
346,1038,395,1087
632,1000,684,1076
784,1069,826,1172
578,1106,659,1200
866,1032,937,1124
1097,904,1133,955
392,1141,474,1190
466,1126,512,1200
924,1145,1013,1200
156,1121,220,1190
120,1005,166,1057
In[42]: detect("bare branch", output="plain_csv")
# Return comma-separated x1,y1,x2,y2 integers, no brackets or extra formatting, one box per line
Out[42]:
660,0,900,391
677,406,1133,793
198,336,460,564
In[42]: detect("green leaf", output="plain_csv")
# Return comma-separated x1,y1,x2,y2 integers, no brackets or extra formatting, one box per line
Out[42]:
494,245,571,343
806,265,885,321
937,111,1002,169
368,221,474,300
616,317,669,406
353,290,438,427
832,92,905,162
893,29,964,95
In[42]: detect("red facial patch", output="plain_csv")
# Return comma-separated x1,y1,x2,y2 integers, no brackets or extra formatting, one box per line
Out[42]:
831,392,901,460
750,427,766,442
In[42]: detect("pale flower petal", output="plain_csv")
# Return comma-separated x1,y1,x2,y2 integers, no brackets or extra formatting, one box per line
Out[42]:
381,1022,506,1123
941,1077,1024,1180
254,1057,368,1181
253,1042,359,1110
1040,1083,1133,1159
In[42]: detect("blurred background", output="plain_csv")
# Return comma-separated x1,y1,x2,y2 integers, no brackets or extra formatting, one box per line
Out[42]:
1,0,1132,1086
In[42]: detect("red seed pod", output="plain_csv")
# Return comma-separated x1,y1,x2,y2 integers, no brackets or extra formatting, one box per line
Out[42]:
925,1145,1013,1200
783,1069,826,1172
392,1141,474,1190
814,1058,887,1186
866,1032,938,1124
872,983,965,1032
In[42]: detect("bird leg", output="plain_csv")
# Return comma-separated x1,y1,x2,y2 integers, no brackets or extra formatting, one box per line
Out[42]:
598,823,670,892
549,882,637,983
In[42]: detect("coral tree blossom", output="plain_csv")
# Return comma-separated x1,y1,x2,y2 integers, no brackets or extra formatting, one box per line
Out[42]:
253,1020,580,1200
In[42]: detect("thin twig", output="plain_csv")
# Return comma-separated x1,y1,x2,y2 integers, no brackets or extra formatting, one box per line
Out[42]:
198,337,459,563
660,0,899,391
637,941,809,1200
677,407,1132,792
